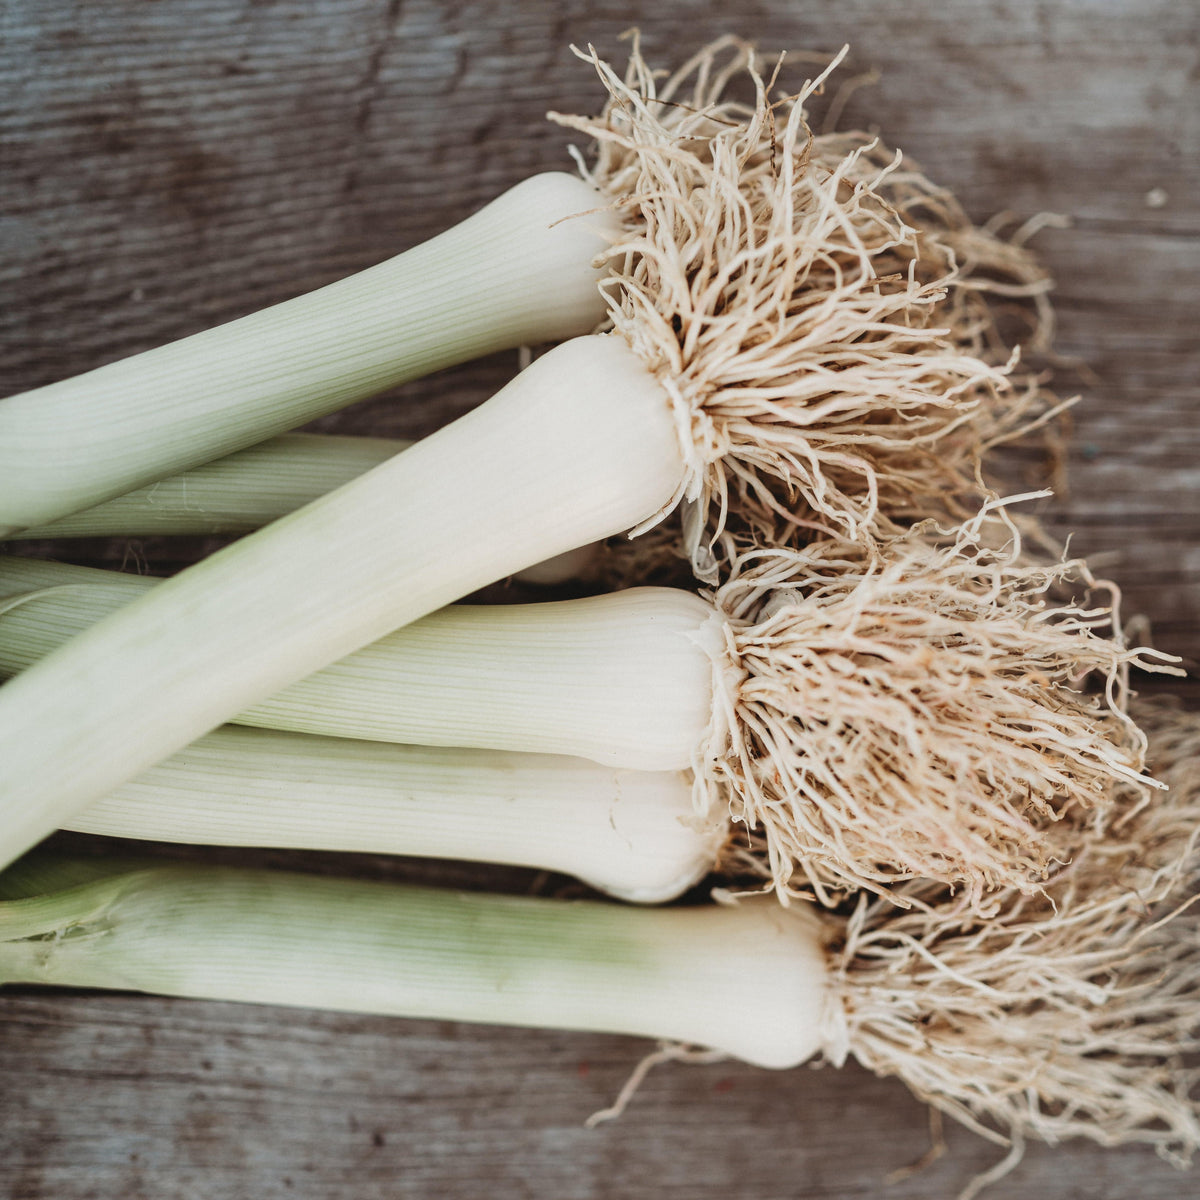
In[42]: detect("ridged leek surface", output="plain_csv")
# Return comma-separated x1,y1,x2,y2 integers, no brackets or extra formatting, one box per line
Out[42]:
0,858,830,1070
0,560,719,771
0,173,615,533
66,726,718,904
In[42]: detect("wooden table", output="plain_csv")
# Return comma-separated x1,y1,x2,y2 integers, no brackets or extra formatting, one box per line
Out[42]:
2,2,1197,1197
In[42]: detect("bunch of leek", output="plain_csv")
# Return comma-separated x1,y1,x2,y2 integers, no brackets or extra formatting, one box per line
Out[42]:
0,41,1067,870
0,499,1174,905
0,32,1196,1186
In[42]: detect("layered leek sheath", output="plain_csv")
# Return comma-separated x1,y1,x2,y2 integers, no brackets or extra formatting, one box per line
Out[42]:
64,725,719,904
7,434,409,540
0,858,830,1070
0,559,720,770
0,173,616,535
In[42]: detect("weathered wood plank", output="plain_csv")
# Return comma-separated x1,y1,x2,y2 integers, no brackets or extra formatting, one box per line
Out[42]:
1,2,1198,1198
3,988,1198,1200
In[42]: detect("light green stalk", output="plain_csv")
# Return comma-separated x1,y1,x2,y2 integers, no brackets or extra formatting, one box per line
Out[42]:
0,559,722,770
0,173,616,535
0,857,831,1069
4,436,613,590
7,434,407,539
66,725,719,904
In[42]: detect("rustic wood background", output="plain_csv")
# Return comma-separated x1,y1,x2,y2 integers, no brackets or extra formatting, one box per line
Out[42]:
1,1,1197,1197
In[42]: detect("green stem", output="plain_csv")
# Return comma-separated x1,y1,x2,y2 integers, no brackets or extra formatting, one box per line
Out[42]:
8,433,407,539
0,859,831,1070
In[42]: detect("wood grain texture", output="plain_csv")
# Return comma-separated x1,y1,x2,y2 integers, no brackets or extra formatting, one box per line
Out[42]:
1,1,1198,1197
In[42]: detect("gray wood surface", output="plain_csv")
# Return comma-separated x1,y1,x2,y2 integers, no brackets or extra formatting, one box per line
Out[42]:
1,2,1197,1197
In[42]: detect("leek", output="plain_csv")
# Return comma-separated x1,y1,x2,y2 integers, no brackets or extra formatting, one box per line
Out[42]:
0,174,616,535
7,433,408,540
0,559,719,771
0,856,827,1071
65,725,718,905
3,434,652,590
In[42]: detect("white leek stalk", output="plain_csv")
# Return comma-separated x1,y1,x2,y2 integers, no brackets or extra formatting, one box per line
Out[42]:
0,559,719,771
65,726,717,905
0,173,616,535
0,334,686,868
0,857,829,1070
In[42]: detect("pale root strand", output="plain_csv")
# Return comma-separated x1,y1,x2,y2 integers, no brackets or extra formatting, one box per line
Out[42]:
699,503,1180,907
823,696,1200,1171
552,37,1065,573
